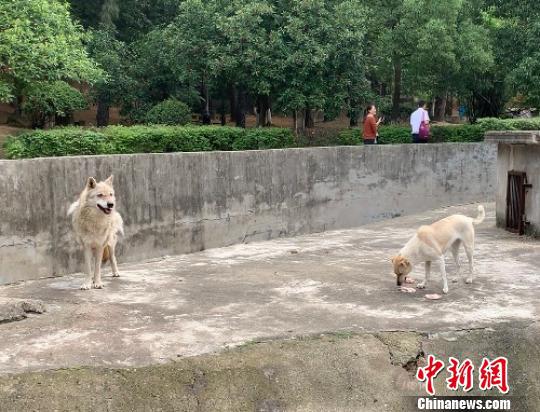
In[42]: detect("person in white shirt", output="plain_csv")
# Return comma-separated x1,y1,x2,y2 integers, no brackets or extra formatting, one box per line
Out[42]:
410,101,430,143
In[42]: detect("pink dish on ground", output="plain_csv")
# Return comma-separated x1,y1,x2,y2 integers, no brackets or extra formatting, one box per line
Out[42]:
424,294,442,300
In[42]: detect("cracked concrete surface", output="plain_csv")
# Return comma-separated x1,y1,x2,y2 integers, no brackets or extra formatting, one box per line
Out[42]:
0,203,538,377
0,328,537,411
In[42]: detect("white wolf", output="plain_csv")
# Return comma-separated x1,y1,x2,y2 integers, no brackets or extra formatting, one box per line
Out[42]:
68,175,124,290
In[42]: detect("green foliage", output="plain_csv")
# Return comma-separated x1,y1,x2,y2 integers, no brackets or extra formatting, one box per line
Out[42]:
377,126,412,144
332,129,363,146
485,0,540,108
87,30,134,109
0,0,102,103
4,126,295,158
4,128,109,159
276,0,368,116
145,99,191,126
22,81,88,127
331,118,540,145
232,128,295,150
23,0,540,127
475,117,540,130
337,124,487,145
430,125,485,143
102,125,212,153
10,118,540,159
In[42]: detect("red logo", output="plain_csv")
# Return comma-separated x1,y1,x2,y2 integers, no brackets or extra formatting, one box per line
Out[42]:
479,357,509,394
446,357,474,392
415,355,510,395
416,354,445,395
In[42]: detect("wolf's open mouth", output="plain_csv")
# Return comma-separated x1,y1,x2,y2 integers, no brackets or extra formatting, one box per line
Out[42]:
97,205,112,215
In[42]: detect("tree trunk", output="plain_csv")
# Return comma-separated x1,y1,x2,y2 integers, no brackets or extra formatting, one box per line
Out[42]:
200,80,211,125
440,95,447,121
235,86,246,128
96,97,110,127
304,107,314,129
229,85,237,123
391,56,402,121
220,98,227,126
349,114,358,127
254,103,260,127
256,95,272,127
433,94,448,121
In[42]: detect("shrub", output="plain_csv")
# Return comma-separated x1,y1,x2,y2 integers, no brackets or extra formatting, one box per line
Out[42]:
431,125,484,142
377,126,411,144
145,99,191,125
4,128,109,159
22,81,88,128
190,127,243,151
102,125,212,153
3,125,295,159
333,129,362,145
232,128,295,150
475,117,540,131
337,124,486,145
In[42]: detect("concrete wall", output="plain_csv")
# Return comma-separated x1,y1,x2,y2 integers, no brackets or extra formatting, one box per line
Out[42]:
0,143,496,284
495,144,540,236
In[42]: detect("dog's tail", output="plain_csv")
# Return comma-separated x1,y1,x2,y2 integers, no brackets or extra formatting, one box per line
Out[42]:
67,200,79,216
102,245,111,263
472,205,485,225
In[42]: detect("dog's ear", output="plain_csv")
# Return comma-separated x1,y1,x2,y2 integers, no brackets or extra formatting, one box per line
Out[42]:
104,175,114,186
391,256,397,264
400,258,410,270
87,177,97,189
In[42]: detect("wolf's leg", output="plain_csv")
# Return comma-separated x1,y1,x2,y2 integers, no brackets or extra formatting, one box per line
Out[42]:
92,246,105,289
80,247,93,290
110,243,120,277
417,261,430,289
438,257,449,294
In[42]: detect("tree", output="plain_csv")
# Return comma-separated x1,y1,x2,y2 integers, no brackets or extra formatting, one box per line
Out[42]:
367,0,423,120
87,30,134,126
490,0,540,108
162,0,220,125
0,0,101,106
22,81,88,128
216,0,280,127
277,0,368,132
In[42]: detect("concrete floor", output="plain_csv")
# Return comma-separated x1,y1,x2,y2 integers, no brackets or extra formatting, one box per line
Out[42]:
0,203,538,375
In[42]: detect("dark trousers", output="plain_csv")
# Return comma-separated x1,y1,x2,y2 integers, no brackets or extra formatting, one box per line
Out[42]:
412,134,427,143
363,139,376,145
